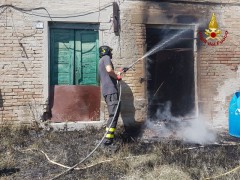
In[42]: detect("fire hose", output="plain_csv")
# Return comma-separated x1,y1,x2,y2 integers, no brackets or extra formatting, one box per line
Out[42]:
51,58,144,179
51,81,122,180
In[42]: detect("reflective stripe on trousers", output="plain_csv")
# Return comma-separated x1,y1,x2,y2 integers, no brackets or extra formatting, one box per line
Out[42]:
104,93,120,139
105,127,116,139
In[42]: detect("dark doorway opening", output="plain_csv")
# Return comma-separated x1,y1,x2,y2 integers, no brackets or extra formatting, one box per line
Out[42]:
146,27,195,120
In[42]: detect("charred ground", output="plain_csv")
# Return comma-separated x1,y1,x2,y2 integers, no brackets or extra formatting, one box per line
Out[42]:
1,124,240,180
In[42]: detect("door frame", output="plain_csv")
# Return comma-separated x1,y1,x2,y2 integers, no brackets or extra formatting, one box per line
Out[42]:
145,24,198,119
47,22,101,121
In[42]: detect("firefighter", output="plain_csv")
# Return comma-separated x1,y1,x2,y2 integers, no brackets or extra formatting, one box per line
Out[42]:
98,45,122,146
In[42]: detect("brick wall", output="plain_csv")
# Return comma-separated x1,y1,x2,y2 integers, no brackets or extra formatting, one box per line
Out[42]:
122,1,240,128
197,5,240,127
0,0,114,124
0,6,45,123
1,0,240,129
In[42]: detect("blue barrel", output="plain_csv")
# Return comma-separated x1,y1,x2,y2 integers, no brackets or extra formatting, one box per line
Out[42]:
229,92,240,137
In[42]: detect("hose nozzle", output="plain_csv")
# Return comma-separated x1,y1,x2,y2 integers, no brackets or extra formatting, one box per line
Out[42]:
120,57,144,74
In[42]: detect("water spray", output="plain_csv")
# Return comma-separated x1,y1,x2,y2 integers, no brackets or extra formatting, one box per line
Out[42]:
121,29,190,73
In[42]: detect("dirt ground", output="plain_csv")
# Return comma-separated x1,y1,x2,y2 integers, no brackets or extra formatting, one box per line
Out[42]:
1,123,240,180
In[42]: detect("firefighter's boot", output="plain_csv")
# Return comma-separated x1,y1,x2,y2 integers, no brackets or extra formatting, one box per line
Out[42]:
103,127,115,146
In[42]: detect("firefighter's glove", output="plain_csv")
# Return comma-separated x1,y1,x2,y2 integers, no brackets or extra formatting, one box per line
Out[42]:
116,75,122,81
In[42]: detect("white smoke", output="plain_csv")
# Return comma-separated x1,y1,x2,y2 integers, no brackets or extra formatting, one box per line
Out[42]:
145,101,217,145
143,26,217,144
179,117,216,144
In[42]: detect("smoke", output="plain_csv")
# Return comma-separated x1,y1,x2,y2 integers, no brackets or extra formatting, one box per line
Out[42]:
143,25,217,144
145,101,217,145
180,117,216,144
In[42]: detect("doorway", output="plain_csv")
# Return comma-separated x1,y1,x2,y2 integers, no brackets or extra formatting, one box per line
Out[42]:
146,27,195,120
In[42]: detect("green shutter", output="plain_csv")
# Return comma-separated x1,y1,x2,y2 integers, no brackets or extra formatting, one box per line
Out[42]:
50,29,74,85
75,31,98,85
50,28,98,86
75,31,82,85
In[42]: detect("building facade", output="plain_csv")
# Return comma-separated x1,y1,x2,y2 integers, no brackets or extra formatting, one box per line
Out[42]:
0,0,240,129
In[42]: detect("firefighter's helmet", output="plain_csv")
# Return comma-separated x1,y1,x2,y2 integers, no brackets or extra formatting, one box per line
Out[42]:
99,46,113,58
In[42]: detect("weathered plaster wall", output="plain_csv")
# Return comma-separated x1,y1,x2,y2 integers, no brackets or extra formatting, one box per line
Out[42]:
198,5,240,128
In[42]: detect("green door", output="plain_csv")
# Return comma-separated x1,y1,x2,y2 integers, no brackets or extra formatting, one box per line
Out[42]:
49,28,100,122
50,29,99,85
75,31,99,85
50,29,74,85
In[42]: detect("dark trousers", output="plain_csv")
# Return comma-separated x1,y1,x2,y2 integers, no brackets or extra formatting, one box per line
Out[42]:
104,93,120,129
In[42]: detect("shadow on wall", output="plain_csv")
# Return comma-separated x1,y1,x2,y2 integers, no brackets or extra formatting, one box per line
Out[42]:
0,89,3,121
120,81,142,137
0,89,3,108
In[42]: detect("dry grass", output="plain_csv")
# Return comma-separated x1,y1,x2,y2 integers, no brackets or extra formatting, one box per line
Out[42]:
1,124,240,180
